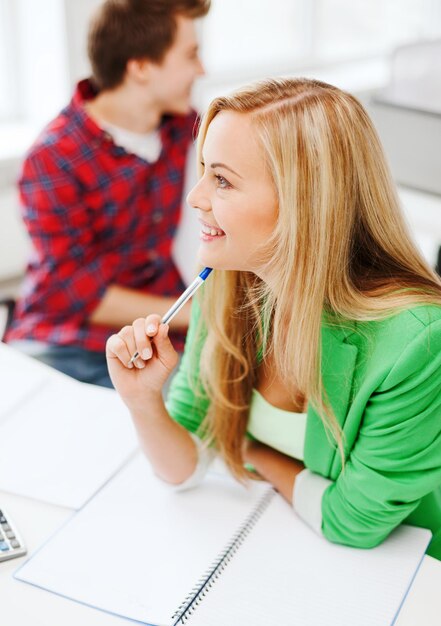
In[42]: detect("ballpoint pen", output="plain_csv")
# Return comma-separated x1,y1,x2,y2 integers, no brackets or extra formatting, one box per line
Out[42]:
128,267,213,365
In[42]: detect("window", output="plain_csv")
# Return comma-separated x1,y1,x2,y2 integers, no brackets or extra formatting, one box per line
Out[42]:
201,0,311,75
200,0,441,86
315,0,441,60
0,0,18,122
0,0,69,129
1,0,441,131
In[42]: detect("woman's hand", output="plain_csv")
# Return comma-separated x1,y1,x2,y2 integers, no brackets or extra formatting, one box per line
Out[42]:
242,438,305,504
106,314,179,409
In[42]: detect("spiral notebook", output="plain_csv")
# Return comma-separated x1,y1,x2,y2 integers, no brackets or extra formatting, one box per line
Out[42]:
15,452,431,626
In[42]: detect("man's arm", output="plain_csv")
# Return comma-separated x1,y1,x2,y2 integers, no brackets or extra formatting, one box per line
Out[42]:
90,285,191,331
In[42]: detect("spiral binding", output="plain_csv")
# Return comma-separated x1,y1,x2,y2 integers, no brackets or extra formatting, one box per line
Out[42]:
171,487,276,625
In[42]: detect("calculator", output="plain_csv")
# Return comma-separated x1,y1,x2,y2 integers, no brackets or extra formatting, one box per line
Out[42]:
0,508,27,562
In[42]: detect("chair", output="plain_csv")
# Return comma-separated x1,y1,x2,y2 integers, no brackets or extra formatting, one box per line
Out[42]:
0,298,15,341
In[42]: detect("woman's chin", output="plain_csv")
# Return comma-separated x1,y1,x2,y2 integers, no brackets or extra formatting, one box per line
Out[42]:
198,249,218,267
197,248,247,273
197,254,225,271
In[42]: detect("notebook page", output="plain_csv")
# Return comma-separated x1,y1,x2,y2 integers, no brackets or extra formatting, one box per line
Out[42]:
0,376,138,508
187,495,431,626
15,452,269,625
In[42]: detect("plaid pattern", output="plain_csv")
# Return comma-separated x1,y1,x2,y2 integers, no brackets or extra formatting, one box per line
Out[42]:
6,79,197,352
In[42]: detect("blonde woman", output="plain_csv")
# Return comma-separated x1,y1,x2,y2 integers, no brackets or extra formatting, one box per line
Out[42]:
106,78,441,560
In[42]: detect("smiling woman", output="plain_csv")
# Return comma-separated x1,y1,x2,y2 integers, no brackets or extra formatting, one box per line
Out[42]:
107,77,441,561
187,112,278,271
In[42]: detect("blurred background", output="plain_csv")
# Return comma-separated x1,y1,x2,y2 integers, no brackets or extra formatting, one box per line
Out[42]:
1,0,441,306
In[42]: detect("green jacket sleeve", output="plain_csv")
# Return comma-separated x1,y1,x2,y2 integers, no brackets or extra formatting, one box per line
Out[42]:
165,297,211,435
321,319,441,548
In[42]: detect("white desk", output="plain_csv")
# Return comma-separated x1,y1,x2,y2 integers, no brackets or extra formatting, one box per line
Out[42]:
1,490,440,625
0,345,440,625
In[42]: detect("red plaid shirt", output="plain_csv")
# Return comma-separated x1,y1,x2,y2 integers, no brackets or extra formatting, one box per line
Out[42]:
6,80,197,352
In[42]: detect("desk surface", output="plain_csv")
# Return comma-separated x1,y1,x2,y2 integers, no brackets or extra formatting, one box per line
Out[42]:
1,341,441,624
0,488,440,625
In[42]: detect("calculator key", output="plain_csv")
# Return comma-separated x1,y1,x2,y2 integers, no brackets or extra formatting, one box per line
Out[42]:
0,509,26,562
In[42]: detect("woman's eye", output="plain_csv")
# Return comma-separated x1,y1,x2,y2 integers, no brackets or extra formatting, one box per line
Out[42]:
214,174,231,189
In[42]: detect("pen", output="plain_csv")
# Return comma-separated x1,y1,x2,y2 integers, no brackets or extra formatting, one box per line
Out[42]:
128,267,213,365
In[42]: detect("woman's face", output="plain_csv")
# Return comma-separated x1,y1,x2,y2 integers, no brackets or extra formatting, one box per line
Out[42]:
187,111,278,276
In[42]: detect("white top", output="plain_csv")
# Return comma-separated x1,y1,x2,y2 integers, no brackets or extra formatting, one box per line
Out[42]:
100,121,162,162
247,389,307,460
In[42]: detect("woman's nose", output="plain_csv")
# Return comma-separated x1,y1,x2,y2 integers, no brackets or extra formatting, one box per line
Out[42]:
187,181,210,212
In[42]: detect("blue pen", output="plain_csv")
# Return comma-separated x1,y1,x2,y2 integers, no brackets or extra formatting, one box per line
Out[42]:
128,267,213,364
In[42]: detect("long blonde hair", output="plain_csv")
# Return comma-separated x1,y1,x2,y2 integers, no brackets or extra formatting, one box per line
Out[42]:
191,77,441,479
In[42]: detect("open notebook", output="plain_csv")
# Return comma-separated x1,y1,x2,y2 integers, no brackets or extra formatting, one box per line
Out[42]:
15,452,431,626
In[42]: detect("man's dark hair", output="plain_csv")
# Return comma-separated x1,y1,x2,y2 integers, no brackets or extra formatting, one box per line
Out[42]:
88,0,210,90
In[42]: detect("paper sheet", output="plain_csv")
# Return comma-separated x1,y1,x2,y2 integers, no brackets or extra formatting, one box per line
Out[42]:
0,343,51,420
0,359,138,508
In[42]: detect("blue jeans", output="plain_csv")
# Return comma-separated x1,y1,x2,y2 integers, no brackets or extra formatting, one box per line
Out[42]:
9,341,113,388
9,341,182,396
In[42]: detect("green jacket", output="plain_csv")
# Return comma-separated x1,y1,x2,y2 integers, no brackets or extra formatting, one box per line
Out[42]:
166,299,441,560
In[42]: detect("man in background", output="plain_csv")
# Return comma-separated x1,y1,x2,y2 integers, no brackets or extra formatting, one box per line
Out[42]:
6,0,210,387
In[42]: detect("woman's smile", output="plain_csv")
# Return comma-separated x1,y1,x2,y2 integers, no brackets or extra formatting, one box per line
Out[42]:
198,218,226,242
